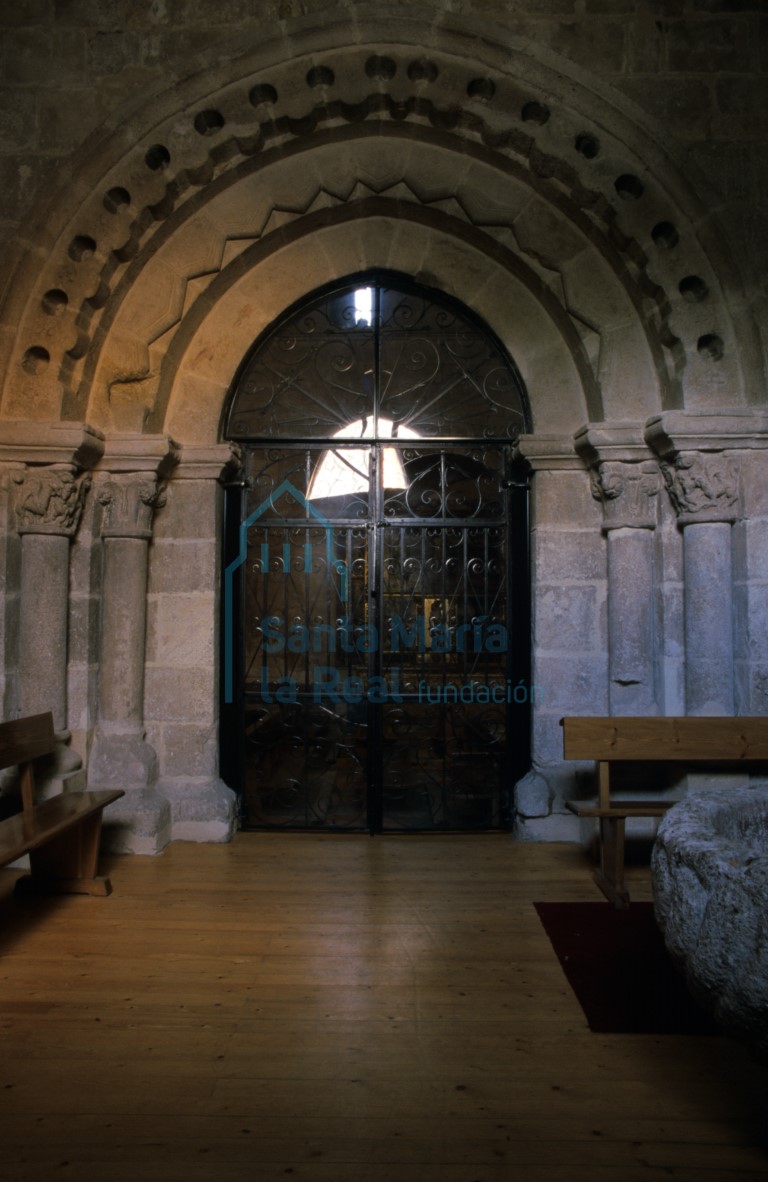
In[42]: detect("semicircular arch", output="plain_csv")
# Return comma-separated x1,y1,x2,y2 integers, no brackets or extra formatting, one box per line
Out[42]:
0,17,757,436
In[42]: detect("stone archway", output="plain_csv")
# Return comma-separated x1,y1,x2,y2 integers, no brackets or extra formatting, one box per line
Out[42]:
1,16,765,850
2,19,756,430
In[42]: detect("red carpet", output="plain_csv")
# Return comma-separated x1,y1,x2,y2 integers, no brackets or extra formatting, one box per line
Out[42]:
535,901,719,1035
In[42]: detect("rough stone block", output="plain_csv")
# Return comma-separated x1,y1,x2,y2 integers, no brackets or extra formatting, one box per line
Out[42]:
144,665,216,723
148,540,216,594
159,774,237,843
153,480,219,541
161,723,218,777
716,76,768,126
745,585,768,660
39,88,103,150
165,0,262,23
532,471,600,530
146,593,215,667
532,710,568,765
513,769,553,818
52,0,126,27
0,87,38,150
89,729,158,792
540,760,597,806
535,584,601,653
615,78,712,137
533,654,609,714
0,0,52,24
668,17,744,72
585,0,637,9
740,453,768,516
3,29,88,84
101,788,173,855
514,812,581,842
534,530,605,582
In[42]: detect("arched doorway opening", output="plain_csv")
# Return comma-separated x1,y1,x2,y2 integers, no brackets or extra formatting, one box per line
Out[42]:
221,271,532,832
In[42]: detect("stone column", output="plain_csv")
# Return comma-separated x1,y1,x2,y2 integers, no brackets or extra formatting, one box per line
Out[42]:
144,444,239,844
88,436,179,853
512,434,605,841
14,467,90,735
0,465,21,723
576,426,661,716
646,414,745,718
1,423,104,793
661,453,739,715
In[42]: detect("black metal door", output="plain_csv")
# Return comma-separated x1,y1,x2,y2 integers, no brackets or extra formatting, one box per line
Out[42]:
221,274,531,831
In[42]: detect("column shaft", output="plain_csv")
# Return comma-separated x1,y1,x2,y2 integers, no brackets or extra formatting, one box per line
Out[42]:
13,464,91,786
684,521,734,715
88,463,172,853
98,537,149,725
607,527,656,714
18,533,70,727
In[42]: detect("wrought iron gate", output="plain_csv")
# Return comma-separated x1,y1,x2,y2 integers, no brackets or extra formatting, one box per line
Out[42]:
221,274,531,832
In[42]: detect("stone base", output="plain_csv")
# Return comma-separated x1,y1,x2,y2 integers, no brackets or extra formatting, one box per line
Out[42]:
158,776,238,844
514,812,581,842
88,727,158,792
88,727,170,853
100,789,173,855
513,769,553,819
32,766,87,801
35,739,86,800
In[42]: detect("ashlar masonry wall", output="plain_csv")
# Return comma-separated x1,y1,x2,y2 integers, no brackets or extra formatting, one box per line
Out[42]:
0,3,765,851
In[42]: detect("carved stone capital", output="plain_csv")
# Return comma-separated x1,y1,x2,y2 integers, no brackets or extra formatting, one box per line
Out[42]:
97,472,167,539
589,460,661,530
660,452,740,524
13,465,91,537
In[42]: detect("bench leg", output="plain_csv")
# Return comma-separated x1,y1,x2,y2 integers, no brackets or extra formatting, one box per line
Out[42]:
16,811,112,897
594,814,630,909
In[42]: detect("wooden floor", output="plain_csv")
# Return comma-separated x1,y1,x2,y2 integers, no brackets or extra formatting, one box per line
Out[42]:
0,834,765,1181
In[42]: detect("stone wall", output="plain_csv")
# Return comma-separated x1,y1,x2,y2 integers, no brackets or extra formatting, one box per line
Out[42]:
1,1,765,326
0,1,765,849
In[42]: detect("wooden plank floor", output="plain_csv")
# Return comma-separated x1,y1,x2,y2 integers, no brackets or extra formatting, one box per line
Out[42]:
0,834,765,1181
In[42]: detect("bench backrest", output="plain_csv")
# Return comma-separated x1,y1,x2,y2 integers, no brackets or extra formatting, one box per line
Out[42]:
0,712,56,815
561,716,768,762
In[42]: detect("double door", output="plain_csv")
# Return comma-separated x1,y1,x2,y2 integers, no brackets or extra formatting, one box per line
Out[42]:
225,440,529,832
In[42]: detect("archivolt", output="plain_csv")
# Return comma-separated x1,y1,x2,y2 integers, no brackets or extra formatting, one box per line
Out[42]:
0,19,755,437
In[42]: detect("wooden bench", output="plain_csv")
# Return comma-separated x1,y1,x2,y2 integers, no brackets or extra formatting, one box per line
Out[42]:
0,712,124,897
562,716,768,908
